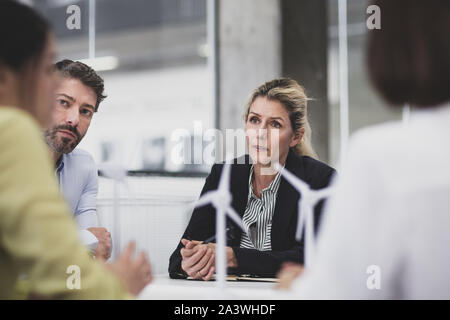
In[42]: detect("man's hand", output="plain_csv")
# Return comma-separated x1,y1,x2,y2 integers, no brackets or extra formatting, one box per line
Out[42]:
88,227,112,260
104,242,153,296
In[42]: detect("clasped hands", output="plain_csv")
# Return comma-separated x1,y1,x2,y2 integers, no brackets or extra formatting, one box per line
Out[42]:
180,238,237,281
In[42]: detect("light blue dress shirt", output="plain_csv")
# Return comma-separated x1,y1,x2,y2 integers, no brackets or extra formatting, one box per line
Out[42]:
55,148,99,250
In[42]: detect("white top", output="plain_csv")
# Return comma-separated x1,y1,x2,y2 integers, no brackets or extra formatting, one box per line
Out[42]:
288,102,450,299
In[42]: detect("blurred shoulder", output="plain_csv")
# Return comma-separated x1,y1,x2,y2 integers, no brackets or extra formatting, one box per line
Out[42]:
0,107,41,135
350,105,450,157
347,108,450,191
349,120,405,155
0,107,49,161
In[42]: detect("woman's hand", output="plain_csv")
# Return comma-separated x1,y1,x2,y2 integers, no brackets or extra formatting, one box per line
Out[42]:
180,239,238,281
102,242,153,296
202,242,238,268
180,239,215,280
275,262,304,290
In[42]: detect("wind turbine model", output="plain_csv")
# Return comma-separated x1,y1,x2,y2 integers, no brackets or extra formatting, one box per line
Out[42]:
274,163,335,268
98,162,128,260
192,158,245,290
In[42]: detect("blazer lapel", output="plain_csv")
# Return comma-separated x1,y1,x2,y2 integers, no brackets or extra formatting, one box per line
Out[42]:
228,155,251,245
271,150,304,249
231,161,251,216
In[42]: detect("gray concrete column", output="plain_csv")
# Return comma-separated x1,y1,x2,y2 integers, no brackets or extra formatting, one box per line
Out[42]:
216,0,329,163
281,0,329,162
217,0,281,131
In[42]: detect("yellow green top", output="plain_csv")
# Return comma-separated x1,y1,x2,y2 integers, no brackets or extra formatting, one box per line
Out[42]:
0,106,131,299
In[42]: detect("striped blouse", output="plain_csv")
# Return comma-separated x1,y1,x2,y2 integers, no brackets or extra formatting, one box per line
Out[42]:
239,165,282,251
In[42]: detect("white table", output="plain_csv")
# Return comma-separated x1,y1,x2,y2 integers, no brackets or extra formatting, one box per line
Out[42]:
138,275,286,300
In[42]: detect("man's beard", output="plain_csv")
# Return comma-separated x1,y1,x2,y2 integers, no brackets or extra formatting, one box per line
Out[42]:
44,124,83,154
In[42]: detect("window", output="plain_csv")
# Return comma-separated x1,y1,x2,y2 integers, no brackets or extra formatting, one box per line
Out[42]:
327,0,402,165
35,0,212,174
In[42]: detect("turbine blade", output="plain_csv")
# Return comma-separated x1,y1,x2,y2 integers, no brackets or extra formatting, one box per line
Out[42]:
307,187,335,207
193,192,216,209
314,187,335,200
225,207,245,231
218,162,232,191
295,199,305,241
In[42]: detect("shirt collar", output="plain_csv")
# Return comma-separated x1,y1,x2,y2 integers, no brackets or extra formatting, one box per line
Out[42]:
248,164,283,200
55,155,65,173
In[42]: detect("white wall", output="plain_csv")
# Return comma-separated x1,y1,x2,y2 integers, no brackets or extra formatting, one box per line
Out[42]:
78,65,213,170
96,175,205,275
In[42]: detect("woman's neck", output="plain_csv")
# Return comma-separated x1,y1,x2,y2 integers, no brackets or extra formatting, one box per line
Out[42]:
252,164,277,192
252,154,288,197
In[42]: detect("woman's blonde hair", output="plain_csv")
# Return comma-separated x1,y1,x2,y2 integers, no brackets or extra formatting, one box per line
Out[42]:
244,78,318,159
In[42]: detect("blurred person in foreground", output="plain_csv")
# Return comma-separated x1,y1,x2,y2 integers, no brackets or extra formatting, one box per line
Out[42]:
276,0,450,299
0,0,152,299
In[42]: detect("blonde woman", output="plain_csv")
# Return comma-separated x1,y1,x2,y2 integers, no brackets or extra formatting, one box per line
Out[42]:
169,78,336,280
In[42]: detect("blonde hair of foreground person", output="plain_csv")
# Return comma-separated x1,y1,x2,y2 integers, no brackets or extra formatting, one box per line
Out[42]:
244,78,319,160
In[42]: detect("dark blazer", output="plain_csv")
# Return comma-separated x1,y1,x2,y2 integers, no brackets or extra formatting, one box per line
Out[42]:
168,149,336,278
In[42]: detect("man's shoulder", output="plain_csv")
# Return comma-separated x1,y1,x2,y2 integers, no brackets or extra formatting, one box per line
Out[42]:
62,148,97,173
65,148,95,162
67,148,93,158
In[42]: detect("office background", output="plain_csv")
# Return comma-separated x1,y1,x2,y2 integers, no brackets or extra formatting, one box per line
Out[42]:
28,0,400,274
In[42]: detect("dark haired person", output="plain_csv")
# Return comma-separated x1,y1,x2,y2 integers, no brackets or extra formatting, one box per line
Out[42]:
169,78,336,279
277,0,450,299
44,59,111,260
0,0,151,299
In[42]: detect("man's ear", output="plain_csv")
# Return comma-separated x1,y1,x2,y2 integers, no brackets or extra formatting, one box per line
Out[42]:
290,127,305,148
